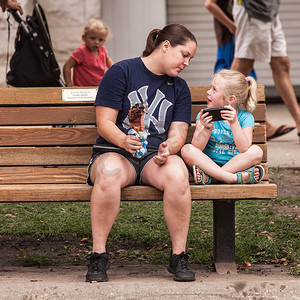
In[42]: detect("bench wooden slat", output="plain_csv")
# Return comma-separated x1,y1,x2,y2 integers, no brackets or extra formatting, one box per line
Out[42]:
122,183,277,201
0,147,92,165
0,106,96,125
0,184,91,202
0,124,265,147
0,167,87,184
0,182,277,203
0,163,271,184
0,85,265,105
0,104,265,126
0,87,95,105
0,143,268,168
0,127,98,146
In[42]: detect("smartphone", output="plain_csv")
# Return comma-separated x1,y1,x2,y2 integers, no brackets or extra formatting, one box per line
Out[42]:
203,107,230,121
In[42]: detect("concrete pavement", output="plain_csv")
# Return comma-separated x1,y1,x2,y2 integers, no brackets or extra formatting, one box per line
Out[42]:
266,104,299,168
0,264,299,300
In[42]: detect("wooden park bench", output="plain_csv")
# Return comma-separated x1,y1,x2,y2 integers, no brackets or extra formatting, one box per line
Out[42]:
0,85,277,274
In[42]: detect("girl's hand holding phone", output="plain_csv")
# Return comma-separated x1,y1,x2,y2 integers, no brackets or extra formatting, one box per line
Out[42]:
221,105,237,124
200,109,214,130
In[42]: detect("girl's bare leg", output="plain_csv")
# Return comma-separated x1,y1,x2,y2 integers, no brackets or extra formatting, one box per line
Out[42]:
181,144,263,183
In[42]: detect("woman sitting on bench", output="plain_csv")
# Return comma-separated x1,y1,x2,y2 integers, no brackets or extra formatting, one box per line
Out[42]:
85,24,197,283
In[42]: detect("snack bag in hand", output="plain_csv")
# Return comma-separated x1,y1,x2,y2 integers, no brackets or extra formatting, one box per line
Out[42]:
128,103,147,158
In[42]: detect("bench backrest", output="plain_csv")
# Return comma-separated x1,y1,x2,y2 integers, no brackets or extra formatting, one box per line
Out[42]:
0,85,267,185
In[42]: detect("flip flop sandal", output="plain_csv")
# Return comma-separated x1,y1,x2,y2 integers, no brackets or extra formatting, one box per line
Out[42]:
267,125,295,141
236,165,265,184
193,165,212,185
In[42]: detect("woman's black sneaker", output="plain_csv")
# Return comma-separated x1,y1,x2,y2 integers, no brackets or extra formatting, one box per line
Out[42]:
167,251,195,282
86,252,111,282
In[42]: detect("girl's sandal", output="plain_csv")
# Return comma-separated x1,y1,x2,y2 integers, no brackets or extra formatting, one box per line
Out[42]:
236,165,265,184
193,165,212,185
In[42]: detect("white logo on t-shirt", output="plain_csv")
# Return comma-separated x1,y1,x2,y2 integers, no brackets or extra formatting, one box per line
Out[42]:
124,85,172,137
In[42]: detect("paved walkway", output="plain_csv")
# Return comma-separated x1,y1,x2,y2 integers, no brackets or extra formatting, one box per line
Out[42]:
267,104,299,168
0,265,299,300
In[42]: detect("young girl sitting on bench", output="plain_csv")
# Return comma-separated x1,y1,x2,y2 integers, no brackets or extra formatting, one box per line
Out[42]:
181,69,264,184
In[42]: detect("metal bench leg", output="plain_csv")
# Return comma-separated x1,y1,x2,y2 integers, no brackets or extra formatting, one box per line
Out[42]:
213,200,237,274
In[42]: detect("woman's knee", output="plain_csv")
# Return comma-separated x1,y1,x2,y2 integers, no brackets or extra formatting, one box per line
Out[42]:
163,158,190,190
91,154,132,189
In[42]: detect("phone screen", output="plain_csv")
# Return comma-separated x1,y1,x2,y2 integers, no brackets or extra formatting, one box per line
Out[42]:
203,107,229,121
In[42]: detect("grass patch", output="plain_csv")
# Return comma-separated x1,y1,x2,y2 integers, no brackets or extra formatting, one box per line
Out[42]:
0,202,92,237
0,199,299,274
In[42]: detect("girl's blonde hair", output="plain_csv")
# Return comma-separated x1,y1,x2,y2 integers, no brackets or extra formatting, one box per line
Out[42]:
215,69,258,113
82,19,109,37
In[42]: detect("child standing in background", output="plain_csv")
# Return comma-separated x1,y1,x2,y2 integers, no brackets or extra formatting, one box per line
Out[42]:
181,69,264,185
63,19,113,86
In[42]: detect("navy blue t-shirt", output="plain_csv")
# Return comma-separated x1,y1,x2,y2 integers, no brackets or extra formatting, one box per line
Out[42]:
94,57,191,150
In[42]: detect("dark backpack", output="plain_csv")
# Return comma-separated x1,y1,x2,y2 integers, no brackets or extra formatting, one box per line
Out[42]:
6,3,64,87
242,0,280,23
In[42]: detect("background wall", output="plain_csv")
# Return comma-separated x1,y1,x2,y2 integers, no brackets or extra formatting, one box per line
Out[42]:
0,0,102,87
0,0,166,87
167,0,300,91
1,0,299,92
101,0,166,63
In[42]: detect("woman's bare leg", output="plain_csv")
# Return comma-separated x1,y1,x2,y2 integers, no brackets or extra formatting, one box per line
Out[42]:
141,155,191,254
89,153,136,253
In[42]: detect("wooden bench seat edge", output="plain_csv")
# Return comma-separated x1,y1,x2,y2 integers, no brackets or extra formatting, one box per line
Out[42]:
0,183,277,203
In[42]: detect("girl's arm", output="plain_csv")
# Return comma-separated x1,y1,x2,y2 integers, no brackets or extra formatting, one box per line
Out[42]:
191,110,213,150
221,106,253,152
204,0,236,34
231,123,253,152
63,57,77,87
106,55,114,68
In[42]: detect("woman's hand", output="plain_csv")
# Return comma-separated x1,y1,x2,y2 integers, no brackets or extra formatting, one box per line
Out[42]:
153,141,169,166
121,134,143,154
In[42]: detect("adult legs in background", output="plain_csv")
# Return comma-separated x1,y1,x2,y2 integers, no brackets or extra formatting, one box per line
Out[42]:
270,56,300,135
231,57,297,139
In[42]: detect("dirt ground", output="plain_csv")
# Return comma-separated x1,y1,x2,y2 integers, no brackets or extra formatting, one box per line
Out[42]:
269,168,300,199
0,168,299,275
